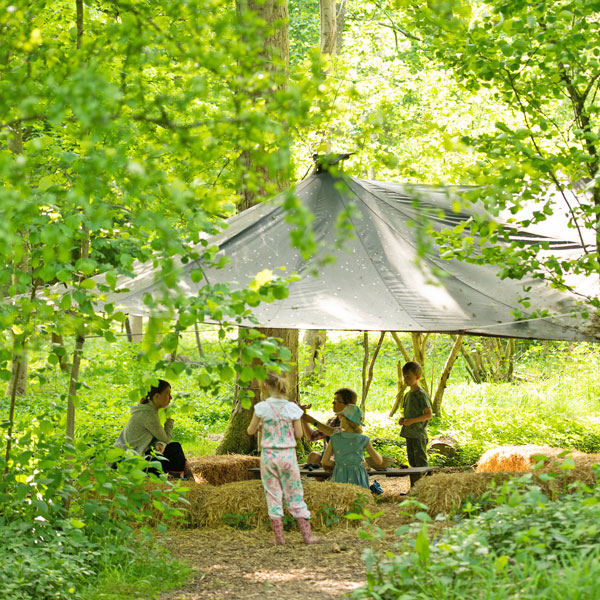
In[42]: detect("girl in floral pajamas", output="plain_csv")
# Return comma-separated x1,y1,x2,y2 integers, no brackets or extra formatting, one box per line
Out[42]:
247,371,319,546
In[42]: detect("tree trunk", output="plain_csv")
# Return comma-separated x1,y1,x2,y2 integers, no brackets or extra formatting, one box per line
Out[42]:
388,332,410,416
457,336,483,383
335,1,346,53
410,332,430,396
194,322,204,356
218,0,295,455
235,0,289,212
76,0,83,49
7,123,29,396
125,317,134,343
51,332,70,372
360,331,385,413
216,327,299,455
66,332,85,439
360,332,369,407
319,0,337,54
4,346,24,473
302,329,326,378
7,349,28,397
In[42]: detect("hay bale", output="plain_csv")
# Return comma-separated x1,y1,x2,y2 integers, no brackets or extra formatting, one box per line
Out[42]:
537,465,598,497
412,471,506,516
476,445,585,473
412,465,599,516
182,483,216,527
191,479,375,530
188,454,260,485
554,453,600,469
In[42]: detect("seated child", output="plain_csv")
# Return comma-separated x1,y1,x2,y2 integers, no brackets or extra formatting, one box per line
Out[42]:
301,387,358,466
321,404,383,489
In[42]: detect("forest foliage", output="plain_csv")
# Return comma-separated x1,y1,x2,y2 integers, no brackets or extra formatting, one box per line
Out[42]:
1,1,599,598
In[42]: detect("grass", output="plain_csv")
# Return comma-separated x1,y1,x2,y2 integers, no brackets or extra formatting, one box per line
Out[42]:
12,331,600,464
79,551,195,600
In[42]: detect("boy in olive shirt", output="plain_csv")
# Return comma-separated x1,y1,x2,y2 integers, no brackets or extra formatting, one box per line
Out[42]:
398,361,433,484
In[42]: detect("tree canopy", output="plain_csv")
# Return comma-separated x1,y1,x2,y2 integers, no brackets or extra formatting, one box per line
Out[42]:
1,0,598,409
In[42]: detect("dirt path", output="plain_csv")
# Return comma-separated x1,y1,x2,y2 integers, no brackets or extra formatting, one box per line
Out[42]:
159,480,411,600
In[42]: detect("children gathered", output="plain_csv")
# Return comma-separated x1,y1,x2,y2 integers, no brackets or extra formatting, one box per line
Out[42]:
114,363,433,545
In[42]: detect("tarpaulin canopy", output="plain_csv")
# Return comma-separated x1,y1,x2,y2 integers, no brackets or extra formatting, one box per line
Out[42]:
105,171,599,342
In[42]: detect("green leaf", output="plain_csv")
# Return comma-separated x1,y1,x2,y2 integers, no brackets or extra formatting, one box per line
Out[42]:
198,372,212,387
415,523,430,565
239,365,256,382
79,278,96,290
218,364,235,381
106,448,125,462
70,519,86,528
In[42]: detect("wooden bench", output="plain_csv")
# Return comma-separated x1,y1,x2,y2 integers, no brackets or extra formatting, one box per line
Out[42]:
249,465,438,479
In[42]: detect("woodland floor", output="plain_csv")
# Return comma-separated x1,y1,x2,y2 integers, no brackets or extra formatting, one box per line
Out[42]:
159,477,412,600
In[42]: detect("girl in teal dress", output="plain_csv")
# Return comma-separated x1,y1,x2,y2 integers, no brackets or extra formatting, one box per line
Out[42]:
321,404,383,489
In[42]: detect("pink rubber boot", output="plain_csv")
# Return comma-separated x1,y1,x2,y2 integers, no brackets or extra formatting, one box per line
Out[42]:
270,517,285,546
297,518,320,544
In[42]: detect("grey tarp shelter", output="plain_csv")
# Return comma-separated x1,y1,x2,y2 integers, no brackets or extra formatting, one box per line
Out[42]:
103,172,600,342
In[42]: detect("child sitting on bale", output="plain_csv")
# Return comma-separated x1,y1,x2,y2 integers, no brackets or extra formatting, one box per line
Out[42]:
247,371,319,546
322,404,383,489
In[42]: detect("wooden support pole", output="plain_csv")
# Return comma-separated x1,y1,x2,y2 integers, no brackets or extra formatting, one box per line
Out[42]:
361,331,386,413
432,334,464,414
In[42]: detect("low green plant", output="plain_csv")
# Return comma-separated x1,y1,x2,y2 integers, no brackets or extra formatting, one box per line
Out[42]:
222,511,256,530
0,423,189,600
317,502,341,527
353,469,600,600
282,514,297,531
79,549,195,600
349,493,371,516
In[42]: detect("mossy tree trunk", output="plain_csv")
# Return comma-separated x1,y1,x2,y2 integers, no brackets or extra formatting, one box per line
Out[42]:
216,328,299,455
216,0,296,456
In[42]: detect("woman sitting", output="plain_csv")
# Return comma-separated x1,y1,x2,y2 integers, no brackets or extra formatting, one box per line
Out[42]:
114,379,192,479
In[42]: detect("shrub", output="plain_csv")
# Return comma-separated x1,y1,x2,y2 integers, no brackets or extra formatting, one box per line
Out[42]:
353,470,600,600
0,425,189,599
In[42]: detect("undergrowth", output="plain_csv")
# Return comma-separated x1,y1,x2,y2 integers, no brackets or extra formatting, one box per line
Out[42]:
353,467,600,600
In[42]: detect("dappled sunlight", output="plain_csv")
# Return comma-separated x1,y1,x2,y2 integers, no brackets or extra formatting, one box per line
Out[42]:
314,295,367,323
246,567,363,594
373,212,465,314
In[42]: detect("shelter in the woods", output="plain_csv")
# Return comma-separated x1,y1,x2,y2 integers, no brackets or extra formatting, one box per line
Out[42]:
105,171,599,342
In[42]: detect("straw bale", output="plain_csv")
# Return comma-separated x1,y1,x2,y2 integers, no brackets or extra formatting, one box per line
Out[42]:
413,465,599,516
476,445,586,473
191,479,375,530
536,465,598,497
188,454,260,485
553,453,600,469
181,483,216,526
412,471,506,516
